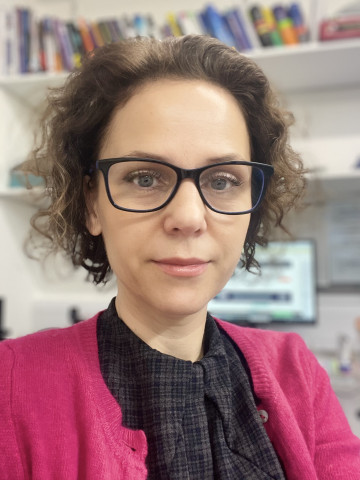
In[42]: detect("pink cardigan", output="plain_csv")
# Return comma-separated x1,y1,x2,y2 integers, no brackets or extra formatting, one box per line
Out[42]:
1,314,359,479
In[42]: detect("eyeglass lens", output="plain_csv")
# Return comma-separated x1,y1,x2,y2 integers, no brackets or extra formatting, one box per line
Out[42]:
106,160,264,213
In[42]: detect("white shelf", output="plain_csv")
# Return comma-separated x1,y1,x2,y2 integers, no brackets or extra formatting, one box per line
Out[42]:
0,39,359,96
248,39,360,92
0,186,48,207
306,170,360,201
0,72,68,108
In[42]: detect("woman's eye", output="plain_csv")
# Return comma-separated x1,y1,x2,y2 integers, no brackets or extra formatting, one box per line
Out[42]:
205,173,241,191
136,174,155,187
211,177,229,190
126,170,160,187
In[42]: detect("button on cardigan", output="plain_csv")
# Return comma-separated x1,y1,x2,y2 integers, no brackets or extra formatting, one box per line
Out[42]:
1,313,360,479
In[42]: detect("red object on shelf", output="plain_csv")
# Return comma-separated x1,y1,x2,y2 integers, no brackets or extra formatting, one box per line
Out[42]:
319,15,360,41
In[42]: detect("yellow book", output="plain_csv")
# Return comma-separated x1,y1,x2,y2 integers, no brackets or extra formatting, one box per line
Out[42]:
166,12,182,36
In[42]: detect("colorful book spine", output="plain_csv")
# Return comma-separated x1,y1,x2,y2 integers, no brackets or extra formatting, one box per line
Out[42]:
77,18,95,53
223,10,246,51
262,7,283,46
28,13,41,72
319,15,360,41
17,8,26,73
166,12,183,37
273,5,299,45
200,5,236,47
97,21,112,44
2,4,316,74
66,22,84,68
232,8,253,50
90,22,104,48
288,3,309,43
41,18,57,72
54,18,74,71
109,19,124,41
249,5,273,47
52,20,64,72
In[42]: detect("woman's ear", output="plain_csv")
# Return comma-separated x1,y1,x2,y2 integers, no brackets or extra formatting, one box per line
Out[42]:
83,175,102,236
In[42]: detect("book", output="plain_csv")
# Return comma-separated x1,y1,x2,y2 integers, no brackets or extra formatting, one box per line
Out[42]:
262,7,283,46
7,8,20,74
52,19,64,72
232,8,253,50
273,5,298,45
109,19,124,40
17,8,26,73
223,10,247,51
87,22,103,48
133,14,149,37
54,18,74,71
116,15,137,39
319,15,360,41
249,5,273,47
176,11,204,36
22,8,31,73
97,21,112,44
0,7,14,74
41,18,57,72
237,4,261,49
200,4,236,47
166,12,183,36
28,12,41,72
77,18,95,53
287,3,309,43
66,22,84,68
146,14,161,39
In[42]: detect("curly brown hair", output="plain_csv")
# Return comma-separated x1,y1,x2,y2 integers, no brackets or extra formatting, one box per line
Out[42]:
23,34,306,284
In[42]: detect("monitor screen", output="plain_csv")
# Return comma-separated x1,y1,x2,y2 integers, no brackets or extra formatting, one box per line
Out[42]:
208,239,317,326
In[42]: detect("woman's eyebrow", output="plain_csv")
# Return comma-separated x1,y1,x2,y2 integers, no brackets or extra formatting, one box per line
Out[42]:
121,150,166,161
205,154,249,164
121,151,249,164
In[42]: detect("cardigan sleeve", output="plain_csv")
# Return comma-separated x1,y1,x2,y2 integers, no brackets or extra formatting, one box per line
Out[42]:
0,342,25,479
304,346,360,478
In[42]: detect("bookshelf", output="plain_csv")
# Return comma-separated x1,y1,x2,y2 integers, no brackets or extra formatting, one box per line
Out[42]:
1,37,359,197
1,38,360,93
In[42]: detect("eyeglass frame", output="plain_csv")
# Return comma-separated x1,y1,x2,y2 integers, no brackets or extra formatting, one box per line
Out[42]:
94,157,274,215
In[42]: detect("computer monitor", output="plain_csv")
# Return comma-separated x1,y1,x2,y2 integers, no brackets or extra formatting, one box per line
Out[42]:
208,239,317,326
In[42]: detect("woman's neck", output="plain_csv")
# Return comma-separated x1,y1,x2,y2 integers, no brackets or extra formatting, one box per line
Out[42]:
115,296,207,362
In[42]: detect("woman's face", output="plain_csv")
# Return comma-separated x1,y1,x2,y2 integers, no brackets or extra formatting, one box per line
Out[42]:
86,79,251,322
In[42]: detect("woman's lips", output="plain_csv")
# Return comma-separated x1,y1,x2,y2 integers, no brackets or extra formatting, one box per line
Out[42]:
153,258,209,277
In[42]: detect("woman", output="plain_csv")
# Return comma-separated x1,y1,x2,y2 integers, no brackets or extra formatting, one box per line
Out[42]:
1,35,359,479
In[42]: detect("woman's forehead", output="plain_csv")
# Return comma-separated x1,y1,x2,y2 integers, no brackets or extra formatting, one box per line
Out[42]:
100,78,250,165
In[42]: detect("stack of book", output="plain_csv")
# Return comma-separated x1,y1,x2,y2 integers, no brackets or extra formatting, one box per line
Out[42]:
0,3,310,76
0,8,161,75
319,6,360,41
164,3,309,50
248,3,309,47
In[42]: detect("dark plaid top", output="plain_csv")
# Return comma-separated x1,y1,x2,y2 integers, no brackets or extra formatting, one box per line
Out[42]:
97,299,286,479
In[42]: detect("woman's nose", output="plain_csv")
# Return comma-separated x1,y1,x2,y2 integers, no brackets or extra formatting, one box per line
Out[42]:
162,180,208,235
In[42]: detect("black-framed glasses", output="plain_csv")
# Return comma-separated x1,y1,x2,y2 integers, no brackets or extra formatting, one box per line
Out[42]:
95,157,274,215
